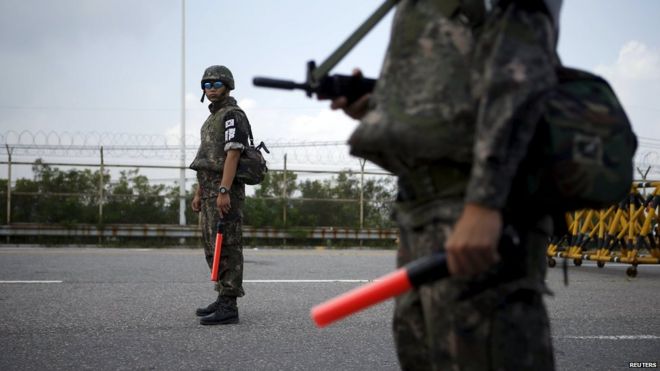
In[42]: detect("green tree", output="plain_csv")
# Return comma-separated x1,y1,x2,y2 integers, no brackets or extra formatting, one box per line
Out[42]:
295,172,395,228
104,169,173,224
164,182,197,226
10,160,100,223
244,171,297,227
362,176,396,228
2,160,395,230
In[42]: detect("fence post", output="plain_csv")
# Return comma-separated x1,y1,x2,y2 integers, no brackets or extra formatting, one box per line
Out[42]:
5,145,12,243
5,145,12,225
359,159,365,229
283,153,288,227
359,159,365,247
98,146,104,244
282,153,287,246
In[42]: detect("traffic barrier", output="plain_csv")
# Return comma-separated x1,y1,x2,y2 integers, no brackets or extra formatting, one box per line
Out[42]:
547,182,660,277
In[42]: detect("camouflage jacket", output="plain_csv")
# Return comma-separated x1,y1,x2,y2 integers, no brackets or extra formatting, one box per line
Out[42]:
349,0,560,209
189,96,250,198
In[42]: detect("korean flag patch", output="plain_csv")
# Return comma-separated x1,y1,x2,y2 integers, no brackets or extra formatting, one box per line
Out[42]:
225,119,235,128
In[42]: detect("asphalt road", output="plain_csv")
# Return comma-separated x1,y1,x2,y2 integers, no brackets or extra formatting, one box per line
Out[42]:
0,246,658,371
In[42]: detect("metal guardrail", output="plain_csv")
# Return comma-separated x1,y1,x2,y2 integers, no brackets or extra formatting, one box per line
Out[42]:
0,223,399,241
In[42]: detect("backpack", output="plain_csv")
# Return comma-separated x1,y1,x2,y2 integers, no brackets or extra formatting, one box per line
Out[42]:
236,124,269,185
517,66,637,213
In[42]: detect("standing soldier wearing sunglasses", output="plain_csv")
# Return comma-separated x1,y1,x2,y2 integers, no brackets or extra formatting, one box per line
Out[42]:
190,65,250,325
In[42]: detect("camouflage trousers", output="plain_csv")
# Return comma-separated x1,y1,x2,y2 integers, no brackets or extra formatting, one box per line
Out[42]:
393,199,554,371
199,191,245,297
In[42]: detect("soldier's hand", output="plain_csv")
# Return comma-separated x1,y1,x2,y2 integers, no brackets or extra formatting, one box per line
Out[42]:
216,194,231,218
328,69,371,120
445,203,502,277
191,194,202,213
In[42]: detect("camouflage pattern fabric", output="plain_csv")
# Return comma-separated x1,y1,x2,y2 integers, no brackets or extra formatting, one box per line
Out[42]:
393,199,554,371
347,0,560,369
349,0,558,209
189,97,249,174
199,178,245,297
191,95,250,298
519,67,637,213
201,65,235,90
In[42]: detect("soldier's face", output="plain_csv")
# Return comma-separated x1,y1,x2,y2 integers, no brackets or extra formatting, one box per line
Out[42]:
204,85,227,102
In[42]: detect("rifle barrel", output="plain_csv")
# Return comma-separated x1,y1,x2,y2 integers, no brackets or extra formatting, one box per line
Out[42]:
253,77,307,91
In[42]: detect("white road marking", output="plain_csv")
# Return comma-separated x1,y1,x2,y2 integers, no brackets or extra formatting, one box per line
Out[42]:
0,280,63,284
559,335,660,340
1,279,373,284
244,279,372,283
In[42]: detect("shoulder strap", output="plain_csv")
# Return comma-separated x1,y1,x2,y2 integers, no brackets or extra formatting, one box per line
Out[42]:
225,107,255,147
231,108,268,151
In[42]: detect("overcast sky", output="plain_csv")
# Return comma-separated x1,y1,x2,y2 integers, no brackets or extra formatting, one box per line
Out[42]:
1,0,660,172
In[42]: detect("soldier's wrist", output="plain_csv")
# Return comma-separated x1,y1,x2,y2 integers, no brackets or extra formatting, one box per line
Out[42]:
218,186,230,195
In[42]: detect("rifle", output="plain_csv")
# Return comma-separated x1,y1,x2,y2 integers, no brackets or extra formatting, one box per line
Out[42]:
253,62,376,105
253,0,398,103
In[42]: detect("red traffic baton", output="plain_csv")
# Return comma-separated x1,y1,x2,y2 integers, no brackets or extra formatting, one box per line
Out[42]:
210,221,224,282
311,253,449,328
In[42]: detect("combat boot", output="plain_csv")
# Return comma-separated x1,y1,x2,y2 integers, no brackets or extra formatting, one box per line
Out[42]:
199,296,239,325
195,295,221,317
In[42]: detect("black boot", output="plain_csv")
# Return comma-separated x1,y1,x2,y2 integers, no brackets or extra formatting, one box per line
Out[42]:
195,295,220,317
199,296,239,325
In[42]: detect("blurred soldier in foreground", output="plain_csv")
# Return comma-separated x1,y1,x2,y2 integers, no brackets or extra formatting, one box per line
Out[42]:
331,1,562,369
190,65,250,325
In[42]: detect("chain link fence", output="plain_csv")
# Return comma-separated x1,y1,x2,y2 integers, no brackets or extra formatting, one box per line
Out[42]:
2,130,659,246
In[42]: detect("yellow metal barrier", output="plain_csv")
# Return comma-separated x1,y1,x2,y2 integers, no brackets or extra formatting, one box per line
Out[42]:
547,182,660,277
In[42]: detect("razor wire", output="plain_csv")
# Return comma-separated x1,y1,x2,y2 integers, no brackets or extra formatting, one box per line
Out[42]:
0,130,378,171
2,130,660,176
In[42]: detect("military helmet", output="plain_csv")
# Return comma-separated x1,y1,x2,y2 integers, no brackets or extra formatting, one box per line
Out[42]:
201,65,234,90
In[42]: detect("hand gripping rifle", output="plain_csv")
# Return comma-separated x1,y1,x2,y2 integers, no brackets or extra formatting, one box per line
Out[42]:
253,0,398,104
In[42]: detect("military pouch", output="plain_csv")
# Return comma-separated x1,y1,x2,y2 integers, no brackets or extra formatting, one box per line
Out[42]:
237,140,269,185
520,66,637,213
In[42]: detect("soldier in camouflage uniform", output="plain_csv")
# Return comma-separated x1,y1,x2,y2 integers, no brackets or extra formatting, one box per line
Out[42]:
331,0,561,369
190,65,250,325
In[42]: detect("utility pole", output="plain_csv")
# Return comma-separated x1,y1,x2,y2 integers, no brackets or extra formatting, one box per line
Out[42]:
179,0,187,233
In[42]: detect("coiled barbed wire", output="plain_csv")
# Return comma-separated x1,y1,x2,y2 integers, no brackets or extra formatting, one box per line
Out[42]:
2,130,659,175
0,130,376,170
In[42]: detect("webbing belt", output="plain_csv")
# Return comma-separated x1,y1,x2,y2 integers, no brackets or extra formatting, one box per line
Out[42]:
397,163,470,202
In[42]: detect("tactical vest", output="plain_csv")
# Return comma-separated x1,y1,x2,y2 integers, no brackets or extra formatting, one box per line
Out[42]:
349,0,478,177
349,0,564,176
189,97,244,173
